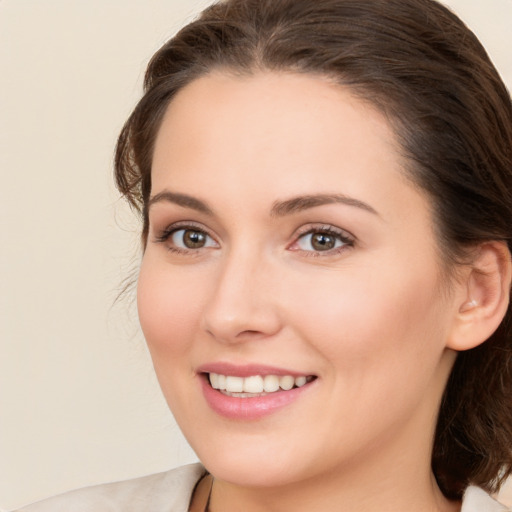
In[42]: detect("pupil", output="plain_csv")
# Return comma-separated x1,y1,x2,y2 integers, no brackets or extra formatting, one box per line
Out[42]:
184,230,206,248
312,233,335,251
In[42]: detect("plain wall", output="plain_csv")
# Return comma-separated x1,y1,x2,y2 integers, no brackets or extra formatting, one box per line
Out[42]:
0,0,511,509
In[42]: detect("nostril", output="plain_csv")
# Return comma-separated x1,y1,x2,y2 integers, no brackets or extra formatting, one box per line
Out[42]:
234,329,270,341
238,330,261,336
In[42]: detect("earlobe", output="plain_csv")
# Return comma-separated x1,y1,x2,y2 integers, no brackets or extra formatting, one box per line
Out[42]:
447,241,512,351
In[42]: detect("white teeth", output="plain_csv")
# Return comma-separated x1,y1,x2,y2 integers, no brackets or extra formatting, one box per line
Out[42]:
208,373,312,394
210,373,219,389
263,375,280,392
295,376,307,387
279,375,294,391
243,375,264,393
225,376,244,393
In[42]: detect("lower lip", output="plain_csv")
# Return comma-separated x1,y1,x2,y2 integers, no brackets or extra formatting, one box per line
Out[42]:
200,377,314,420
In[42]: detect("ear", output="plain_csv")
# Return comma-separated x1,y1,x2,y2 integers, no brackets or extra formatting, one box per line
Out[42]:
447,241,512,351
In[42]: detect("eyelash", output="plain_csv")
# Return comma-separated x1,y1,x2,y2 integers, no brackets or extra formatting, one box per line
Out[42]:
152,222,355,256
153,222,218,255
290,225,355,257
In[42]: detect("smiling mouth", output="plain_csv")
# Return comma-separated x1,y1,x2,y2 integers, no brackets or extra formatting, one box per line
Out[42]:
207,373,316,398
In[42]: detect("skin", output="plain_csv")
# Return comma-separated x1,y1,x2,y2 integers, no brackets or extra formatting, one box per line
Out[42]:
138,71,464,512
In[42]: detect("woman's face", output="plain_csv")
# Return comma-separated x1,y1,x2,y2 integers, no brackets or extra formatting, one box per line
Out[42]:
138,72,460,487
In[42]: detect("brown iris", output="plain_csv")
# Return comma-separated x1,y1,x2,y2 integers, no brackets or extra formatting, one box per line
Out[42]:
182,229,207,248
311,232,337,251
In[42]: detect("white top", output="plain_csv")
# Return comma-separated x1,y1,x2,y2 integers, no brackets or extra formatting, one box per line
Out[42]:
11,463,511,512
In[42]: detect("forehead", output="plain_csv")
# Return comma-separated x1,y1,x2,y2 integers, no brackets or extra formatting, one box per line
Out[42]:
153,72,401,187
151,71,430,228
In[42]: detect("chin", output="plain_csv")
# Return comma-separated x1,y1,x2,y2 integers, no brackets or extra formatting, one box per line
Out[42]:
186,426,321,488
201,454,299,488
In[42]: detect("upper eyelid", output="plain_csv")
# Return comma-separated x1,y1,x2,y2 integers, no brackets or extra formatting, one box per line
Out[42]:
151,220,219,245
150,219,355,246
153,220,214,235
293,224,356,240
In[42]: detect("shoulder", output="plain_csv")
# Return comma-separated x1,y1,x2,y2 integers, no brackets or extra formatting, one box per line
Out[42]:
13,463,207,512
462,486,511,512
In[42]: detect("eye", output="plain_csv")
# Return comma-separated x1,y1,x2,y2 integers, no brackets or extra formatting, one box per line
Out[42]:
153,223,218,254
297,232,341,251
291,226,354,254
170,228,217,250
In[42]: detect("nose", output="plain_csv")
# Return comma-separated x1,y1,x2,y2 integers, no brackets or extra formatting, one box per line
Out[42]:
201,250,282,344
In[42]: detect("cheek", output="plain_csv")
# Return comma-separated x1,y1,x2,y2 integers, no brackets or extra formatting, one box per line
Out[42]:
137,256,205,359
280,262,451,446
284,261,448,375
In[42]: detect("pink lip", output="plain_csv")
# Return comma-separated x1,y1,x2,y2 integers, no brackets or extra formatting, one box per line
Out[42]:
197,363,317,420
197,362,310,378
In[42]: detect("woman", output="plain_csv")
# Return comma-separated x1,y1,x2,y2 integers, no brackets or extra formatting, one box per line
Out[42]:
16,0,512,510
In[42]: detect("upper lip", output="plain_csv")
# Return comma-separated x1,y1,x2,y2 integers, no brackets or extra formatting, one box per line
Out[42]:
197,362,314,378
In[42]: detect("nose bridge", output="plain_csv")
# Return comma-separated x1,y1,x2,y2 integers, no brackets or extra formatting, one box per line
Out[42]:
201,242,281,343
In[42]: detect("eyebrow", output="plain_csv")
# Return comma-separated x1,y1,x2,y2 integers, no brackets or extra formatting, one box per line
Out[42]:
147,190,378,218
271,194,379,217
147,191,213,215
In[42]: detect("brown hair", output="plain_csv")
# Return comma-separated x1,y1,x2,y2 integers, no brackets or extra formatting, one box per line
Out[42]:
115,0,512,499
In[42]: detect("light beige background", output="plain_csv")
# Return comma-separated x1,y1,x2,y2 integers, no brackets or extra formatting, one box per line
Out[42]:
0,0,511,509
